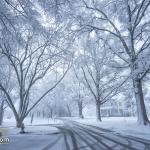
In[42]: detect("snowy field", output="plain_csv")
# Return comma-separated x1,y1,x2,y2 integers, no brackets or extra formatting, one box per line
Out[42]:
0,118,64,150
0,117,63,136
2,117,63,127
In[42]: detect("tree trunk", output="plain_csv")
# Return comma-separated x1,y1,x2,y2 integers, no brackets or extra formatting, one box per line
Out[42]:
0,100,4,125
66,104,72,117
78,101,84,118
48,108,53,118
30,113,34,124
42,110,45,118
16,120,22,128
49,108,53,118
133,78,149,125
16,118,24,128
96,101,102,121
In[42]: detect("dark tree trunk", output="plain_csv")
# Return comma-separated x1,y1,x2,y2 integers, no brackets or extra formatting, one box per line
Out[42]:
0,100,4,125
30,113,34,124
16,117,24,128
49,108,53,118
78,101,84,118
66,104,72,117
133,78,149,125
42,110,45,118
96,101,101,121
16,120,23,128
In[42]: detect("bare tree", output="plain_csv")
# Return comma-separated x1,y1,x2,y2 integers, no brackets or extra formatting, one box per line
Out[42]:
79,36,128,121
73,67,91,119
0,62,12,125
0,30,72,128
78,0,150,125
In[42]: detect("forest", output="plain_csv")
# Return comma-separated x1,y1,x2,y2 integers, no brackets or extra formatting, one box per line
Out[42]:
0,0,150,150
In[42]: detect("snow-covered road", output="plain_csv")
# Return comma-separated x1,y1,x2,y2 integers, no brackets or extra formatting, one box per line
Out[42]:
1,120,150,150
56,120,150,150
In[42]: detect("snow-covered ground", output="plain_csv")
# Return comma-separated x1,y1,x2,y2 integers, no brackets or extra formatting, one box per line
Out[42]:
2,117,63,127
1,117,150,150
1,116,150,140
0,117,63,136
68,116,150,140
0,118,64,150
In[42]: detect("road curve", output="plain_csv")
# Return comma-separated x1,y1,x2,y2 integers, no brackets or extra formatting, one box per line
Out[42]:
45,120,150,150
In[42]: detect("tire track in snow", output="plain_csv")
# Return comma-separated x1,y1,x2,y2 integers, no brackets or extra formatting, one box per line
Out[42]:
41,135,62,150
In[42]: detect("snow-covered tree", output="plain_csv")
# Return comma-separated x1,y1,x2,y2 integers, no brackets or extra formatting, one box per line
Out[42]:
74,34,125,121
68,0,150,125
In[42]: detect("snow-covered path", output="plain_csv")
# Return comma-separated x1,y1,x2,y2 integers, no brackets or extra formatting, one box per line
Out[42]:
59,121,150,150
1,120,150,150
57,120,150,150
